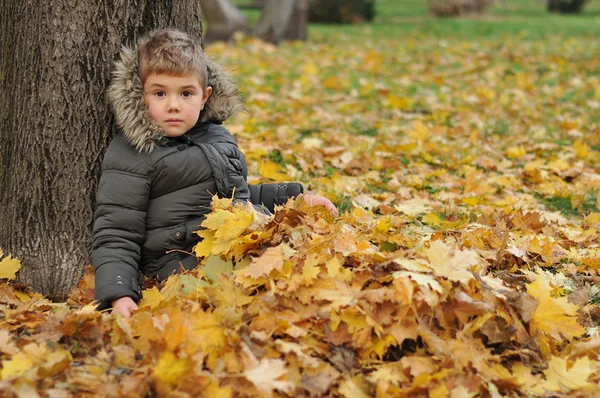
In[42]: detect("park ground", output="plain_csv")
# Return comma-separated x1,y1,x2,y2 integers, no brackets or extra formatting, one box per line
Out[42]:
1,1,600,396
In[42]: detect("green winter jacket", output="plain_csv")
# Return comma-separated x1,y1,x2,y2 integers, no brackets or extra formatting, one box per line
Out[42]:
93,46,302,307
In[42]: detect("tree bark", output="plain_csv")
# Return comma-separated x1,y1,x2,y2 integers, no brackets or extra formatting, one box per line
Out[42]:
204,0,250,43
0,0,203,300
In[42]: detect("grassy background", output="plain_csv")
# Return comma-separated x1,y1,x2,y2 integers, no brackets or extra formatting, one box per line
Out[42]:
222,0,600,39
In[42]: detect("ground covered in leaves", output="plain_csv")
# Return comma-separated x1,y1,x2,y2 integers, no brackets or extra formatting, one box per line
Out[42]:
2,32,600,397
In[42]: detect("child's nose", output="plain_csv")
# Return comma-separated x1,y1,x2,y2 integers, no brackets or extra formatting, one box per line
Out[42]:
167,97,181,111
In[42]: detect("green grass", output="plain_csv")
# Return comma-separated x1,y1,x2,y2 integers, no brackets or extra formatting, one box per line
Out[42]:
216,0,600,41
309,0,600,40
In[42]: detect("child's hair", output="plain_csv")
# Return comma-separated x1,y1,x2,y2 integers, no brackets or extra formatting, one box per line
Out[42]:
137,29,209,88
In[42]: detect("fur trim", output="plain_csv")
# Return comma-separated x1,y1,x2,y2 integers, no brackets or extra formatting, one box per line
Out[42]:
108,46,244,153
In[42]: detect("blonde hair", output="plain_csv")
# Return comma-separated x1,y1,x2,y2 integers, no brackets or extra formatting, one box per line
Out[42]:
137,29,209,88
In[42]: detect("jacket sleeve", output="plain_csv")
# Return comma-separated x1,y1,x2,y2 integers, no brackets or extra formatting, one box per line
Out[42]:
248,182,304,214
92,153,149,309
198,141,251,202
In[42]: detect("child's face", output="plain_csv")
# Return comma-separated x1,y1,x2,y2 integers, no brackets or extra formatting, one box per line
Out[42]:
143,72,212,137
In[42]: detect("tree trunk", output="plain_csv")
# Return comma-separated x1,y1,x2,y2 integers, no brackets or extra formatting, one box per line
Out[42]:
204,0,250,43
547,0,587,13
308,0,376,23
254,0,297,44
284,0,309,41
0,0,203,301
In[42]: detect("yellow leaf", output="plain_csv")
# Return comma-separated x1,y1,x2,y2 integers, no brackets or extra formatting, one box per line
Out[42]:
422,213,441,226
527,277,585,340
387,94,409,110
585,212,600,225
303,63,318,75
462,197,480,206
326,256,341,278
152,351,191,385
505,145,526,159
301,254,321,285
204,380,232,398
202,208,254,241
162,308,188,352
331,308,369,333
542,356,594,392
194,229,217,258
430,384,450,398
188,309,227,354
240,244,295,279
0,251,21,280
0,352,33,380
138,287,164,309
573,139,588,159
595,86,600,101
258,160,290,182
394,198,432,216
410,120,429,140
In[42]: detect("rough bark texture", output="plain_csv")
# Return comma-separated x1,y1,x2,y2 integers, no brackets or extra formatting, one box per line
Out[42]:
0,0,203,300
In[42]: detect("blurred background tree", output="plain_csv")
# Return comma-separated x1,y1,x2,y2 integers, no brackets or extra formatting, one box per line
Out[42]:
547,0,589,13
308,0,376,23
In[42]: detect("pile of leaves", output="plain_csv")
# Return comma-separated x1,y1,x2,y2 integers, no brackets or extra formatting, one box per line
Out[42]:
2,32,600,396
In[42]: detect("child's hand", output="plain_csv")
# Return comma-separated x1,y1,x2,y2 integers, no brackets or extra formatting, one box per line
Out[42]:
111,296,138,318
303,194,338,217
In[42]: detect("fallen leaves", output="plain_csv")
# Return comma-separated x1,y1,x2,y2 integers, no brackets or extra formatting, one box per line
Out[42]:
0,250,20,280
3,29,600,397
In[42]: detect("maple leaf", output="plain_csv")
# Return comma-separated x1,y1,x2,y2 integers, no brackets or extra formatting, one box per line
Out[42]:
243,358,294,397
425,240,476,284
0,351,34,380
394,197,432,216
0,250,21,280
526,277,585,340
152,350,192,386
188,309,227,356
204,208,254,241
542,356,594,392
259,159,291,182
239,243,296,279
138,287,164,309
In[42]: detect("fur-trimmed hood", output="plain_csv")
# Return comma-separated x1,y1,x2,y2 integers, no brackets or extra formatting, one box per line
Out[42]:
108,46,243,152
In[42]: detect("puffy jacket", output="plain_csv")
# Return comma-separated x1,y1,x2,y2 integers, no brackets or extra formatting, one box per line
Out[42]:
93,46,302,307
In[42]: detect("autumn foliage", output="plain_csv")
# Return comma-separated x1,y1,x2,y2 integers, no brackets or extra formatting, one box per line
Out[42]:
2,32,600,396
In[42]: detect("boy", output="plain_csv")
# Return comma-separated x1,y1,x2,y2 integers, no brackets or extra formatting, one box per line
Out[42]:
94,29,336,317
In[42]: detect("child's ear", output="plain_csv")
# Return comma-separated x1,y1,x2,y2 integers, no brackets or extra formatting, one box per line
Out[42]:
202,86,213,104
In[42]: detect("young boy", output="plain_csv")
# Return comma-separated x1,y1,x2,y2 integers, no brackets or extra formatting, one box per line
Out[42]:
94,29,336,317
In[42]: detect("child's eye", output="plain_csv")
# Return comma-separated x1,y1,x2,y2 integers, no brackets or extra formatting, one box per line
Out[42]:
181,91,193,98
154,91,166,97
